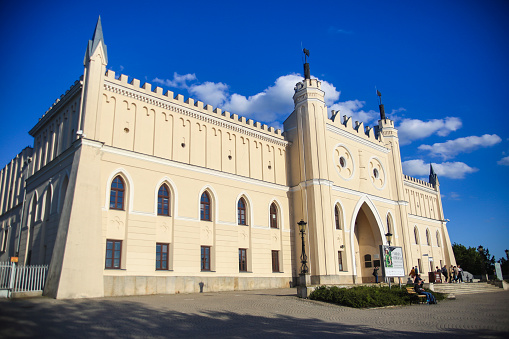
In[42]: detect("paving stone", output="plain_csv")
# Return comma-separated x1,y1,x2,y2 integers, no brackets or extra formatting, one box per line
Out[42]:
0,288,508,338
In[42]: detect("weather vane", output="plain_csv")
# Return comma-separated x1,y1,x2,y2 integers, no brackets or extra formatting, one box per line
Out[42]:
303,48,310,80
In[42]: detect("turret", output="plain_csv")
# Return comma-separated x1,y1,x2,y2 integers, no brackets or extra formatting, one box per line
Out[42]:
429,163,439,187
78,16,108,140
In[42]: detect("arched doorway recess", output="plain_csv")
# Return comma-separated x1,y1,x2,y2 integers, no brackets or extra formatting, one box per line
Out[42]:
350,199,385,283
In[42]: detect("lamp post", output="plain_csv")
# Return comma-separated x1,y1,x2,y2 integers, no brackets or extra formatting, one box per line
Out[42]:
297,219,309,298
298,220,308,275
385,232,393,247
478,245,487,282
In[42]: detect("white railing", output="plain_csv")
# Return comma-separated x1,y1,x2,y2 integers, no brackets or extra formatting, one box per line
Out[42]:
0,262,48,297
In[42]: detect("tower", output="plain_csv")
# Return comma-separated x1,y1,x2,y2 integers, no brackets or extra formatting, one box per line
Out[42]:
284,59,337,284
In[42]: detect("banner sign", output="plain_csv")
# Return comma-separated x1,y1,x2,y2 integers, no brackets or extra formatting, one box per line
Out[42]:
380,245,405,277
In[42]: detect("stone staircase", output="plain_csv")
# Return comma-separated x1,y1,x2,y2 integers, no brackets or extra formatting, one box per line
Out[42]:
432,282,504,295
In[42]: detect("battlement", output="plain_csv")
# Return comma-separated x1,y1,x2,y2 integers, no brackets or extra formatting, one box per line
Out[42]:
403,174,435,189
30,78,83,136
327,113,383,144
294,78,321,92
104,70,284,139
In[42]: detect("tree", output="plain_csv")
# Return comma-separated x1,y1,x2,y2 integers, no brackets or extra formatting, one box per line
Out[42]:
452,243,495,275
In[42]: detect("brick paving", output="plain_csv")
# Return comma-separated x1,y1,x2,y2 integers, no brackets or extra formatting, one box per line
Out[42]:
0,288,508,338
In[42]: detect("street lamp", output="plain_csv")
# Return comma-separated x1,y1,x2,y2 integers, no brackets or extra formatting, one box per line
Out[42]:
385,232,393,247
298,220,308,275
478,245,487,281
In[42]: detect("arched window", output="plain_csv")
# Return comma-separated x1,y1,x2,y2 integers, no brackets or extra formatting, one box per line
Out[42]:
426,229,431,246
270,203,278,229
436,231,441,247
237,198,247,225
158,184,170,216
414,227,419,245
335,205,342,230
110,176,125,210
59,176,68,213
43,187,52,221
200,191,211,221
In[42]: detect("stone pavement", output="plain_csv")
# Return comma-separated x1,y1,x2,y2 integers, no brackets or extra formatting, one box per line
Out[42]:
1,288,508,338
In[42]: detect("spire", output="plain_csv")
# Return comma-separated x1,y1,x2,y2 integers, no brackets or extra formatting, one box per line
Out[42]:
84,16,108,65
429,163,438,187
377,89,386,120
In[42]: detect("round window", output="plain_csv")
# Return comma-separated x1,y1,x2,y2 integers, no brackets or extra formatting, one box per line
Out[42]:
373,168,379,179
339,156,347,168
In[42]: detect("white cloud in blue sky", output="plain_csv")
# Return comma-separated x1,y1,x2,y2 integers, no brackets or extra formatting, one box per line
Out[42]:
418,134,502,160
402,159,478,179
396,117,462,145
497,156,509,166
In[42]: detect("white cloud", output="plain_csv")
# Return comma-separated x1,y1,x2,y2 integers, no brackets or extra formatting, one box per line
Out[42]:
418,134,502,160
497,156,509,166
402,159,478,179
153,72,197,88
188,82,228,108
152,73,344,125
397,117,462,145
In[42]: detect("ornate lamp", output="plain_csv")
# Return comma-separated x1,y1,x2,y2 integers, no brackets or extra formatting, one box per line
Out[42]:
298,220,308,275
385,232,393,247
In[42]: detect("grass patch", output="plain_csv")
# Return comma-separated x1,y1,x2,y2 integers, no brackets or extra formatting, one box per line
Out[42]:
309,285,445,308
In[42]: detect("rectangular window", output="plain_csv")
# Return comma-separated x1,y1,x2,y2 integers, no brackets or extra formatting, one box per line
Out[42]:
201,246,211,271
271,250,280,272
338,251,343,271
156,243,169,270
239,248,247,272
417,258,422,274
105,239,122,269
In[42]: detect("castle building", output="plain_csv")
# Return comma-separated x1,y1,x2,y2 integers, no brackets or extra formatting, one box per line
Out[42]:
0,19,456,298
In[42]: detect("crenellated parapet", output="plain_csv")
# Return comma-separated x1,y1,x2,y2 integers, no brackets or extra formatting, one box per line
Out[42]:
103,70,286,146
326,114,385,147
404,174,435,190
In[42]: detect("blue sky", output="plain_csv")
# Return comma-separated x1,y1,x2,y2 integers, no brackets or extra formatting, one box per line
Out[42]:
1,0,508,260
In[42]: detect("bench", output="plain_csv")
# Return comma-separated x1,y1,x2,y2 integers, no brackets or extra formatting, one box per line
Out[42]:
406,287,427,304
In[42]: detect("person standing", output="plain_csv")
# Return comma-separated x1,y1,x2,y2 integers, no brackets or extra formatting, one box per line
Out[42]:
457,265,464,283
448,265,454,283
441,265,448,283
409,267,416,279
373,266,379,283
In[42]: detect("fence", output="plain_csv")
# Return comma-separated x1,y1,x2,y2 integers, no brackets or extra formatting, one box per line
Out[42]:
0,262,48,297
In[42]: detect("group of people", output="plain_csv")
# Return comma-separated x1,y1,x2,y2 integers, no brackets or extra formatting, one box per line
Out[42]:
438,264,464,283
409,266,437,304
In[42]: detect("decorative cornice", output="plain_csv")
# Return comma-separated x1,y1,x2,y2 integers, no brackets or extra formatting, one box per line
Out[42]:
407,213,443,225
103,80,289,148
403,179,437,195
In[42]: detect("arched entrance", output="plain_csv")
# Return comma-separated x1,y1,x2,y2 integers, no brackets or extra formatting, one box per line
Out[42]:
351,201,385,283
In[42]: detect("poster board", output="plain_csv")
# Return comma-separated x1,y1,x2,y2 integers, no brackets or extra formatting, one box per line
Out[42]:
380,245,405,277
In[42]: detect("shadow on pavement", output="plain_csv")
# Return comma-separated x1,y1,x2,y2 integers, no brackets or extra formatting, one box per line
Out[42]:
1,297,508,338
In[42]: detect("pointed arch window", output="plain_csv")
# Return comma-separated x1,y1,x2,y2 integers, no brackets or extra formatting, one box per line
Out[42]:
200,192,211,221
110,176,125,210
158,184,170,216
270,203,278,229
436,231,441,247
414,226,419,245
335,205,342,230
426,229,431,246
238,198,247,225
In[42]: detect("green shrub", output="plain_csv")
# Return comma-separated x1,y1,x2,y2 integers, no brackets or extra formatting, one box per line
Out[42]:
309,285,444,308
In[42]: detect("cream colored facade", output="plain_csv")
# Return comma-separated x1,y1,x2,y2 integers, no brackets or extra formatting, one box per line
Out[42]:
0,19,455,298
